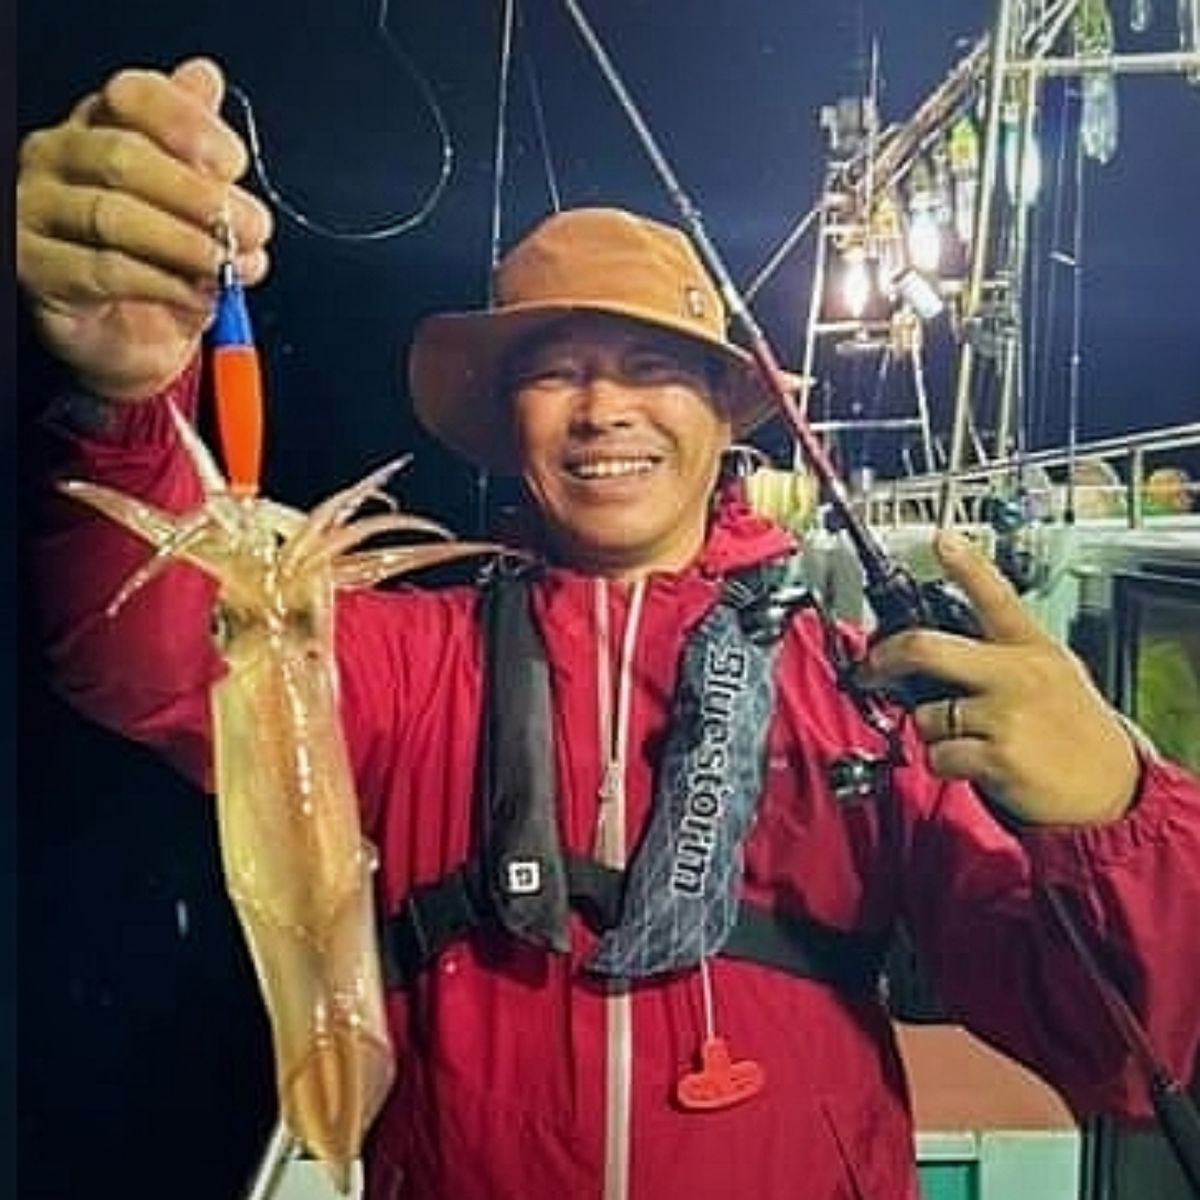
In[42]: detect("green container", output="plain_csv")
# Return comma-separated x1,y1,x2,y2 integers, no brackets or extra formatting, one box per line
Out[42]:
918,1161,978,1200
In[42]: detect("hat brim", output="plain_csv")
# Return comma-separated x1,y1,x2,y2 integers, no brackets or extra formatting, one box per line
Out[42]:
407,300,789,474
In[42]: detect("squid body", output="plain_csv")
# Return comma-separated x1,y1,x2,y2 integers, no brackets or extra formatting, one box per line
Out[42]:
61,407,501,1191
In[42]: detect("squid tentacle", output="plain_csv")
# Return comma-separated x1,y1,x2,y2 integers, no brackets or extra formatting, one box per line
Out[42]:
105,509,223,615
281,457,414,575
167,401,230,497
297,513,455,577
333,541,511,589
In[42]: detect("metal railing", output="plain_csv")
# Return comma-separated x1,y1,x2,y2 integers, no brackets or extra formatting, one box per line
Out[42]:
854,421,1200,529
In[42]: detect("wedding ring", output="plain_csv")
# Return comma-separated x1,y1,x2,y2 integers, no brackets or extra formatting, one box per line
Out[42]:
945,696,962,740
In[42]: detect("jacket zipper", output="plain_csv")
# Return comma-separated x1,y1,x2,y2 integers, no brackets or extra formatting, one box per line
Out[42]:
594,577,645,1200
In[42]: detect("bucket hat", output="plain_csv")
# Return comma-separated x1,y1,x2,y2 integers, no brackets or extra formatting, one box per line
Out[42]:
407,207,781,472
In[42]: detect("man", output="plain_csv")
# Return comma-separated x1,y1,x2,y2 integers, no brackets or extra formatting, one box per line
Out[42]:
18,58,1200,1200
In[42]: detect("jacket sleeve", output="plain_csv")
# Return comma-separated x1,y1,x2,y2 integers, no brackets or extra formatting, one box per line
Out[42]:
899,741,1200,1120
31,359,223,789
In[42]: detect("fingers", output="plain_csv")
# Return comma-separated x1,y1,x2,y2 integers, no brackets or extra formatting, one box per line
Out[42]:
933,530,1044,645
97,63,247,181
17,60,273,305
19,145,270,283
170,57,226,113
910,693,1004,792
923,737,998,789
21,225,268,314
912,694,982,744
861,624,1011,695
19,230,216,314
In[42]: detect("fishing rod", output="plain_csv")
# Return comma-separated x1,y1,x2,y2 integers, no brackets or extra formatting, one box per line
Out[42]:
557,0,981,699
557,1,1200,1187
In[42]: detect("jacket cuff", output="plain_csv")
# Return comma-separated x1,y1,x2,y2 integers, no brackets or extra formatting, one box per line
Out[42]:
1022,754,1187,885
41,355,202,448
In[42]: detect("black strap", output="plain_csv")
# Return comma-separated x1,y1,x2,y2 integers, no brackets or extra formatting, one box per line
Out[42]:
479,573,572,952
380,868,487,989
380,857,886,995
721,903,886,996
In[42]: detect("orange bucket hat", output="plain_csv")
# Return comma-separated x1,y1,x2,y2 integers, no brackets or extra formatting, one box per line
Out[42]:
407,207,781,473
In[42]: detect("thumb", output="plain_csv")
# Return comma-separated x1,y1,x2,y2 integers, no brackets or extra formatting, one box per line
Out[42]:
933,529,1043,644
171,57,225,113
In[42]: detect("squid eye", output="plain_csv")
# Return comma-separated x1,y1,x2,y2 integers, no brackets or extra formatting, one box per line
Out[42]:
287,609,317,640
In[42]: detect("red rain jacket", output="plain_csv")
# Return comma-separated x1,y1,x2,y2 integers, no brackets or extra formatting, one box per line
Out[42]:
34,364,1200,1200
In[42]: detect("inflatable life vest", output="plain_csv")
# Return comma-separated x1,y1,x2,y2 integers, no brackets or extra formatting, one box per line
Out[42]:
379,563,890,996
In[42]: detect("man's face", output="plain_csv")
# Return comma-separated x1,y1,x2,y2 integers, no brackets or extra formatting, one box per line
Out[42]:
508,315,733,577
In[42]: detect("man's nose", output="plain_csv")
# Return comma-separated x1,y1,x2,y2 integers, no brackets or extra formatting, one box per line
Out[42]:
570,373,637,431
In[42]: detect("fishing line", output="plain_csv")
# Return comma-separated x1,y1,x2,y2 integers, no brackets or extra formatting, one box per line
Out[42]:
489,0,518,287
1064,98,1087,523
471,0,519,537
517,0,564,215
226,0,455,242
1035,79,1075,447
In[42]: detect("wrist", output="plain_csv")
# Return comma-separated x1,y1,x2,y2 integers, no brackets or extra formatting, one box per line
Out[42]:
42,355,203,444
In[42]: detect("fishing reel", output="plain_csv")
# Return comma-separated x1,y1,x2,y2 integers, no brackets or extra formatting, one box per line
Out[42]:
864,564,983,708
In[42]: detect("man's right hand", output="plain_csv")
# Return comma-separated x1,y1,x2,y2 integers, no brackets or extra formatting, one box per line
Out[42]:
16,57,274,402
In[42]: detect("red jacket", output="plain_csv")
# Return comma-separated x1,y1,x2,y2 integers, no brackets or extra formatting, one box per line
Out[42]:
34,367,1200,1200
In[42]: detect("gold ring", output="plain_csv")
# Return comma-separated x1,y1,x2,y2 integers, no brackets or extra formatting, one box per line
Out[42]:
945,696,961,739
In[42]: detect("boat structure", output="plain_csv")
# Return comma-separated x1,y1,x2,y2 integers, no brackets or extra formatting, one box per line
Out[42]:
739,3,1200,1196
736,0,1200,754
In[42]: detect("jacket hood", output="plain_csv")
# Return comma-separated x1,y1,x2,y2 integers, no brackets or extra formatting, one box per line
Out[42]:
693,482,798,578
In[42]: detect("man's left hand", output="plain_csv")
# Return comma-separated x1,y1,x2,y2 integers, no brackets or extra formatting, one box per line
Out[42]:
862,530,1138,826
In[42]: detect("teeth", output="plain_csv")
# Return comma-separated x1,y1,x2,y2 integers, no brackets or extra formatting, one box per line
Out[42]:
571,459,656,479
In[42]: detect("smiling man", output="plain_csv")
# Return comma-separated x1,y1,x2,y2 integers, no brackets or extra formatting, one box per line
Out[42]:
505,315,731,576
18,59,1200,1200
407,206,774,579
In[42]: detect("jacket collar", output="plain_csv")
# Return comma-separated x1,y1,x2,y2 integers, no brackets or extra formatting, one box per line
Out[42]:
520,482,797,589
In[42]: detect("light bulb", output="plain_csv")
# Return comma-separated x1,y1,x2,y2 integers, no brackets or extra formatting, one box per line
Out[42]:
840,249,871,318
907,208,942,274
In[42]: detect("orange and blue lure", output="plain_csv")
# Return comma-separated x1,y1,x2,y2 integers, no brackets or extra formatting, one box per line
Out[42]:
210,232,264,497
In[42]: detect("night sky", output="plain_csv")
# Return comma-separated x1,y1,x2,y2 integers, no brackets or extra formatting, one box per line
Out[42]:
15,3,1200,1197
17,0,1200,508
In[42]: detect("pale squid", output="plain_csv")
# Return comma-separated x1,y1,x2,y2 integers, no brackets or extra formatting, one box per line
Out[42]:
61,407,503,1192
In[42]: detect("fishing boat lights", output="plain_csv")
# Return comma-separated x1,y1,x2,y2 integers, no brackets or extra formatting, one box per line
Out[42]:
839,241,873,318
901,159,941,275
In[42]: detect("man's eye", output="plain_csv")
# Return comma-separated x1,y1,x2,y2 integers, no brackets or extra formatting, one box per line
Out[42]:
515,361,581,388
624,354,692,384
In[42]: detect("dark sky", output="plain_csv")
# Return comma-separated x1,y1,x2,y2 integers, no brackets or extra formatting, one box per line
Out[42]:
13,5,1200,1196
17,0,1200,513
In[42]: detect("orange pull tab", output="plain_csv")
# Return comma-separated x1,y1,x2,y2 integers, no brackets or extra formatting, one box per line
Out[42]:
675,1036,764,1111
212,345,264,497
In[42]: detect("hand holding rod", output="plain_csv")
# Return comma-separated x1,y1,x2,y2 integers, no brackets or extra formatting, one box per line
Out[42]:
558,2,1200,1179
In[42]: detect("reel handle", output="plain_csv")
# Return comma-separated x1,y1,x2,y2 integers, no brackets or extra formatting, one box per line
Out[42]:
865,573,984,709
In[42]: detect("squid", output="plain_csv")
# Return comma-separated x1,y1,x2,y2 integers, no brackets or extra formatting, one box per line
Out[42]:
61,407,503,1192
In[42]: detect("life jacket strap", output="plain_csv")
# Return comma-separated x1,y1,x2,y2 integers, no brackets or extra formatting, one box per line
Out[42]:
380,855,887,996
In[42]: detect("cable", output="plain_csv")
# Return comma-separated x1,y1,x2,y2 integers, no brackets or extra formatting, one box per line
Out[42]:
489,0,518,288
517,0,564,214
1065,89,1087,523
226,0,454,243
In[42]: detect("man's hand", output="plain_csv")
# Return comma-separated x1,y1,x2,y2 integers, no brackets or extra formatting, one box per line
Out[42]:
862,530,1138,826
16,58,273,401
